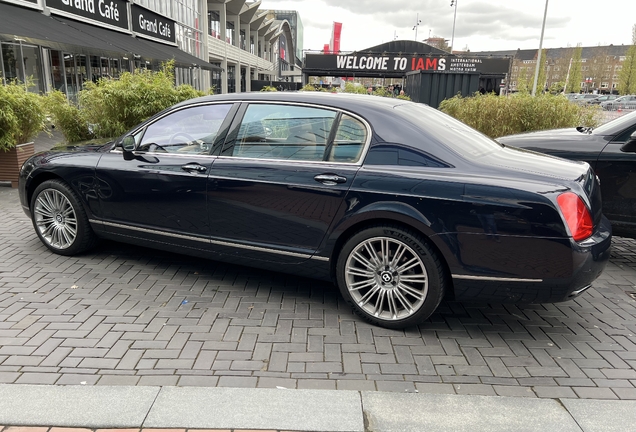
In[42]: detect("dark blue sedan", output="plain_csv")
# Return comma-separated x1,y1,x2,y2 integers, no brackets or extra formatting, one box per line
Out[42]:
18,92,611,328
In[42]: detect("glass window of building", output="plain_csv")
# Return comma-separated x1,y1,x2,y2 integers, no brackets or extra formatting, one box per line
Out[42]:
209,11,221,38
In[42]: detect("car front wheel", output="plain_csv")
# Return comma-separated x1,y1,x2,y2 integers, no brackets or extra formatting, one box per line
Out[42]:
336,225,446,329
31,179,97,255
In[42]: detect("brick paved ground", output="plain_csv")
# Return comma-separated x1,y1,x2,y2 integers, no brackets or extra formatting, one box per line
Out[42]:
1,185,635,399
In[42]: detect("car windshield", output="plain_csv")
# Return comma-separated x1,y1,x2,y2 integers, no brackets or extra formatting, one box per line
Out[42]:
593,110,636,135
393,102,503,159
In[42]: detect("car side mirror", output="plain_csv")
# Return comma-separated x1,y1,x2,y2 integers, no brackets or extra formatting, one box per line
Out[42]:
620,131,636,153
122,135,136,151
120,135,136,160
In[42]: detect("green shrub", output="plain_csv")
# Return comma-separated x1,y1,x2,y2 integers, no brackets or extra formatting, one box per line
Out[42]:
79,61,204,139
439,92,601,138
301,84,329,92
50,60,205,141
260,85,278,92
44,90,94,143
0,81,46,151
342,82,368,94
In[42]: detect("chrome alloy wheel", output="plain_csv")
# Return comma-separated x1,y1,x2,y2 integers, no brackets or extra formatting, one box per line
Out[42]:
344,236,428,321
34,189,78,249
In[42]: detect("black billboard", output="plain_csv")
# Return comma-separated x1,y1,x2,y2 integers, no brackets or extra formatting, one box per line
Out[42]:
46,0,128,30
131,4,175,44
305,53,510,76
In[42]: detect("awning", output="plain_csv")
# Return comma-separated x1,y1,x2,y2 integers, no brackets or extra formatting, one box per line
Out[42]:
0,2,221,71
0,3,124,58
58,18,222,71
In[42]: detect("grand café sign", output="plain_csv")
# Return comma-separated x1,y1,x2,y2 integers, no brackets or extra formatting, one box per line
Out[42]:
46,0,128,30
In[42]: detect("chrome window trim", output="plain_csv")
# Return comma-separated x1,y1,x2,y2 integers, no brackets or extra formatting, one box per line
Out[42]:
452,274,543,283
93,220,327,261
221,101,372,166
110,149,219,159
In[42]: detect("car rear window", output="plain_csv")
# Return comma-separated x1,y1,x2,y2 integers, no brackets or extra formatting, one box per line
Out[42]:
393,103,503,159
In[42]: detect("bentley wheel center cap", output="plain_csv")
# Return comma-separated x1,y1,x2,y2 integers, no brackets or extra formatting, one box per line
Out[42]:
380,271,394,284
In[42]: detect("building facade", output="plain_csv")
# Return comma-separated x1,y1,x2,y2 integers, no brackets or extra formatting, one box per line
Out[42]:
1,0,302,97
0,0,220,99
206,0,298,93
471,45,630,94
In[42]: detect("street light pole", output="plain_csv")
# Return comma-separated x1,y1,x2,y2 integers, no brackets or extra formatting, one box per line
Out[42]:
413,13,421,41
531,0,549,96
450,0,458,53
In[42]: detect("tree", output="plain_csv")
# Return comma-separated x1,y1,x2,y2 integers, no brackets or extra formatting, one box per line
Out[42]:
586,46,609,93
618,24,636,95
516,66,530,93
566,44,583,93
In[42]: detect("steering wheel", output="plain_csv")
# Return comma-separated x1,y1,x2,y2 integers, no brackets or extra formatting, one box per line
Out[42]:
169,132,196,144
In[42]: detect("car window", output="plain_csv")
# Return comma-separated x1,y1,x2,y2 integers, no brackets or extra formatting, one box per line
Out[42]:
326,114,368,163
231,104,336,162
139,104,232,154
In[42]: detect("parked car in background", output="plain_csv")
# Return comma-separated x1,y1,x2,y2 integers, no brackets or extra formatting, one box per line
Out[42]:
601,95,636,110
573,94,601,105
588,94,619,105
498,110,636,238
18,93,611,328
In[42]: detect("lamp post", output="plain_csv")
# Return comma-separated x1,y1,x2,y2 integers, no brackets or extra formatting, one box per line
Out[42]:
531,0,549,96
450,0,458,53
413,13,421,41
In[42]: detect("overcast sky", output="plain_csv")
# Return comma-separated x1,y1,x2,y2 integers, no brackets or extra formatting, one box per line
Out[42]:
262,0,635,53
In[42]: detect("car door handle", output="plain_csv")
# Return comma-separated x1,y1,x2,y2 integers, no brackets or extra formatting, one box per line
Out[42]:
314,174,347,185
181,163,207,173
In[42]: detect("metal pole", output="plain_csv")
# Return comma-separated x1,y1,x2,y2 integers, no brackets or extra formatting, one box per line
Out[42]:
532,0,549,96
450,0,458,53
413,13,420,41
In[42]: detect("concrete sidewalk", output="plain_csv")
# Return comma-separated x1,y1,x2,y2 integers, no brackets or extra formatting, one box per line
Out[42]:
1,384,635,432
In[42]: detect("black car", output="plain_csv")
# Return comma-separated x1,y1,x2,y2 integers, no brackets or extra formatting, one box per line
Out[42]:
18,93,611,328
498,110,636,239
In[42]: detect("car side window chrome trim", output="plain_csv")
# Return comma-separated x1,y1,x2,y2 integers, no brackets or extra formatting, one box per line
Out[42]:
452,274,543,283
219,101,372,166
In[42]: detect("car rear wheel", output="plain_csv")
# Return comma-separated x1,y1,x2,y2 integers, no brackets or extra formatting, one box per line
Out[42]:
336,225,446,329
31,179,97,255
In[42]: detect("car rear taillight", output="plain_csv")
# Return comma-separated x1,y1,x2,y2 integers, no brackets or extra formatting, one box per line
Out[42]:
557,192,593,242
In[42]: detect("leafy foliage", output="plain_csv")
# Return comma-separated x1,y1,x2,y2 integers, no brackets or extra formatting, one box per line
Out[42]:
43,90,94,143
0,81,46,151
46,61,204,142
618,43,636,95
260,85,278,92
300,84,329,92
342,82,368,94
439,92,601,138
566,45,583,94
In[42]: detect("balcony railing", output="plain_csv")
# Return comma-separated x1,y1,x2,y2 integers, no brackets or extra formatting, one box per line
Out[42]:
208,35,274,72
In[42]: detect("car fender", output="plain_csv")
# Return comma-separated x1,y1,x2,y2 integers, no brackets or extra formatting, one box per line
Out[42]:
319,199,457,273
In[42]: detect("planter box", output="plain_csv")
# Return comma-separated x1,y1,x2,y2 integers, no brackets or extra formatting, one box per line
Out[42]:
0,142,34,188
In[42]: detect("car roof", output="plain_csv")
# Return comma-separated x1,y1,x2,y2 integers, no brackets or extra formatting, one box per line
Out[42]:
173,91,408,113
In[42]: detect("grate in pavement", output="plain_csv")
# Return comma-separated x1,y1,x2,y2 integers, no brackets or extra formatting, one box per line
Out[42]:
627,292,636,300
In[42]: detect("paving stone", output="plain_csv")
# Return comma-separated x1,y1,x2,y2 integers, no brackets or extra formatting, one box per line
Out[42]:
1,183,636,399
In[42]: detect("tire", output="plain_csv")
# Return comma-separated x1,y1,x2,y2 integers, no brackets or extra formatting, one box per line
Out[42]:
30,179,98,256
336,225,446,329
